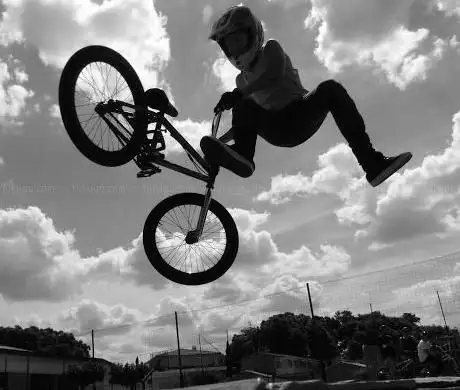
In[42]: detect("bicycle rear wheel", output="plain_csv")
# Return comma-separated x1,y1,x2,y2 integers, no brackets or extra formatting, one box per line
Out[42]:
59,45,147,167
143,193,239,285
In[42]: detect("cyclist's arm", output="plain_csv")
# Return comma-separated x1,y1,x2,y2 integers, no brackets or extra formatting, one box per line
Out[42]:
239,39,286,97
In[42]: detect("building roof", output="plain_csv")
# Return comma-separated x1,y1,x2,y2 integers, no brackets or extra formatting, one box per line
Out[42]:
156,348,222,356
248,352,320,363
147,348,223,364
0,345,31,352
0,344,114,365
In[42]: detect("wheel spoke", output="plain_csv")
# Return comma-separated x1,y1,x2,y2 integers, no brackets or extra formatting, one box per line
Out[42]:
156,204,225,272
143,194,238,285
74,61,136,153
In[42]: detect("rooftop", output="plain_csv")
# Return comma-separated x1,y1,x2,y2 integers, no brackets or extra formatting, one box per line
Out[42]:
0,345,31,352
152,348,223,358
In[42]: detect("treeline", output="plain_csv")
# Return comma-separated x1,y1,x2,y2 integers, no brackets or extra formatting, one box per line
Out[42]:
227,310,458,365
0,325,90,357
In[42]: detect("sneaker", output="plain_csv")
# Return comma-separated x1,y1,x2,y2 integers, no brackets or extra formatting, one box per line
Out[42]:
366,151,412,187
200,135,255,178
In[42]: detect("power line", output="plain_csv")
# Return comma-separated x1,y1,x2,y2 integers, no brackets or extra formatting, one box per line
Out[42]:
79,303,460,361
75,249,460,337
76,295,460,339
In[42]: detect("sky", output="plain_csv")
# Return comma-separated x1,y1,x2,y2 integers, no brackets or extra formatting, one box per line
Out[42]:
0,0,460,364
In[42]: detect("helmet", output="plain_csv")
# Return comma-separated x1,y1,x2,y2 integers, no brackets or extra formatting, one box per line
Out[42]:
209,5,264,71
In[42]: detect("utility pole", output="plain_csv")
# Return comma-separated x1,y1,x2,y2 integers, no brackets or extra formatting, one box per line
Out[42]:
436,290,449,330
306,283,326,383
91,330,95,358
370,303,373,314
306,283,315,320
198,333,204,375
175,312,184,388
226,329,232,378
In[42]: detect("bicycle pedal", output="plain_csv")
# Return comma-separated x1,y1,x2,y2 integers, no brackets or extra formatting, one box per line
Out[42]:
137,167,161,178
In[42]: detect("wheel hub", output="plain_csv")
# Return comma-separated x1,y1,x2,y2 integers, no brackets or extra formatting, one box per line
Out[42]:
185,230,200,245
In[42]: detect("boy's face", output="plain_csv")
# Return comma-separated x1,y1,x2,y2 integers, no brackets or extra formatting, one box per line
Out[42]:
222,31,249,57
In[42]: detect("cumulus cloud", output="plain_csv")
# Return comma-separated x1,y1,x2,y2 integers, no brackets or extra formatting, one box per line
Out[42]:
83,233,173,291
0,205,176,303
147,296,196,328
365,110,460,245
435,0,460,17
305,0,450,89
54,299,178,361
58,299,144,336
255,110,460,249
201,270,257,305
0,0,171,89
266,0,308,9
13,298,203,360
192,208,349,331
0,207,87,302
202,4,213,25
164,118,212,155
197,274,327,343
384,266,460,325
255,143,362,204
258,276,323,314
49,104,60,119
212,54,238,92
255,143,374,226
0,56,34,129
13,313,54,329
227,207,351,277
230,208,270,232
0,202,348,358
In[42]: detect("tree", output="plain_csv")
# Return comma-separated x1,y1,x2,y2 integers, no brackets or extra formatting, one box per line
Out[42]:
0,325,90,358
229,326,261,366
333,310,355,326
401,313,421,326
109,363,124,388
343,339,364,360
66,360,105,390
307,323,338,361
258,313,310,356
227,309,457,365
109,362,150,390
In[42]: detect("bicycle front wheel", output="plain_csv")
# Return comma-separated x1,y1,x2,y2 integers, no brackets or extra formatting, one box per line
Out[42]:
143,193,239,285
59,45,148,167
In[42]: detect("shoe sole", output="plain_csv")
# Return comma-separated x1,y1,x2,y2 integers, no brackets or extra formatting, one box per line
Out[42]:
369,152,412,187
200,136,254,178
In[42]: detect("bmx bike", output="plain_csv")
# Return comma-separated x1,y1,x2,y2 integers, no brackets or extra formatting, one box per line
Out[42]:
58,45,239,286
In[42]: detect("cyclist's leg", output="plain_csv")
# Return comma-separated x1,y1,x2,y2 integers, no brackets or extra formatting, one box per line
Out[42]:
201,98,272,177
230,97,270,161
281,79,411,185
272,80,376,162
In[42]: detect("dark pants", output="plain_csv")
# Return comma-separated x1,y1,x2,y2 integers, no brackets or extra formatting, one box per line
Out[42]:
231,79,376,168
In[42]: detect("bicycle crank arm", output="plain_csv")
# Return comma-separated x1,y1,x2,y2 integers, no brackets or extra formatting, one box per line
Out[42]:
137,168,161,178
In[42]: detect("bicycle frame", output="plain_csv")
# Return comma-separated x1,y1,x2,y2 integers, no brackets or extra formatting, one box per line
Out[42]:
102,100,224,243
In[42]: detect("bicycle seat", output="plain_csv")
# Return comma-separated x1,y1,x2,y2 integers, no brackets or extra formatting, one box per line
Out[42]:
145,88,178,117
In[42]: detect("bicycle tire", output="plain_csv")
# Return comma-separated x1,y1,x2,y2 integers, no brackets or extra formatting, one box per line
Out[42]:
58,45,147,167
143,193,239,285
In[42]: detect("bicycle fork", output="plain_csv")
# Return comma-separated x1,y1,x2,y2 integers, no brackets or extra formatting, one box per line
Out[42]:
185,184,213,245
